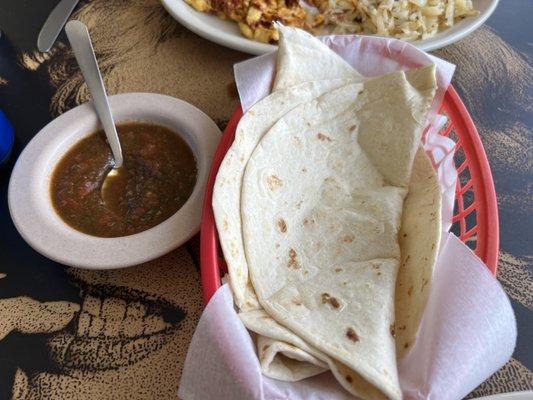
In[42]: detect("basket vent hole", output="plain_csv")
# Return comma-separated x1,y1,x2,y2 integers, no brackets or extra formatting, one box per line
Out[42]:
452,198,461,235
465,206,478,232
461,186,475,212
453,197,460,215
448,128,459,143
451,219,461,238
459,165,472,188
454,144,466,167
451,207,478,251
440,111,451,131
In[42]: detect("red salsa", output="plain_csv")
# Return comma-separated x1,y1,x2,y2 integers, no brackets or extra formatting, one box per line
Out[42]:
51,122,197,237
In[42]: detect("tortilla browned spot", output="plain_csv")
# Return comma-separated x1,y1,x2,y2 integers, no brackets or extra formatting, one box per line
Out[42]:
342,234,355,243
266,175,283,190
277,218,288,233
321,293,341,309
317,133,332,142
346,327,359,342
288,248,300,269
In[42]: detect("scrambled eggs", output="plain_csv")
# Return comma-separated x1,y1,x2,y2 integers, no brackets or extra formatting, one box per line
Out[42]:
185,0,320,43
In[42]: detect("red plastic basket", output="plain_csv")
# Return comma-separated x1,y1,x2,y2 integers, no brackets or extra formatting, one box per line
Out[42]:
199,85,499,305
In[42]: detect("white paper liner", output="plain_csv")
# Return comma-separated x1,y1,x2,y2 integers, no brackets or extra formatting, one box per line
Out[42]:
179,35,516,400
180,235,516,400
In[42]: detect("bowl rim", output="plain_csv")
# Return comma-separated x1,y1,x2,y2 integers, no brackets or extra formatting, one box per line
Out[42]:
8,92,220,270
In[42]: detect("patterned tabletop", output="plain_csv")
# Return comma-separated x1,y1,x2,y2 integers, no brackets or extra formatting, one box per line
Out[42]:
0,0,530,398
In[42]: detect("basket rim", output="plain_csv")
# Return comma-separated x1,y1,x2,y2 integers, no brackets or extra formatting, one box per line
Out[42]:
200,85,499,305
444,86,499,273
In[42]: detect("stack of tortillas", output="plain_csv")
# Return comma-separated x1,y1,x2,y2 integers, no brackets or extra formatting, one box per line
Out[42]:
213,25,441,400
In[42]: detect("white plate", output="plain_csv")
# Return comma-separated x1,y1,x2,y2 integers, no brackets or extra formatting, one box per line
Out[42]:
161,0,499,55
8,93,220,269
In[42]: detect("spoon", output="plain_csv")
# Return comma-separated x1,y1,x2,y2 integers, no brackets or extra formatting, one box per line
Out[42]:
65,20,123,207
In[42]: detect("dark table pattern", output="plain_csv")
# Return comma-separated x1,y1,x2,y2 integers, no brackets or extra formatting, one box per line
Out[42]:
0,0,531,398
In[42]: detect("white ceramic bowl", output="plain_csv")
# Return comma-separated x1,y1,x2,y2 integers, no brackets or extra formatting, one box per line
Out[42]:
8,93,220,269
161,0,499,55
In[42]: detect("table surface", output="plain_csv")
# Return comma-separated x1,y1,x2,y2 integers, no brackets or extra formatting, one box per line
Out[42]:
0,0,531,398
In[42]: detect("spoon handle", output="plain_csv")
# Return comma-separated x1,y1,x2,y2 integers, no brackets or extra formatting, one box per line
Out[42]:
65,20,123,168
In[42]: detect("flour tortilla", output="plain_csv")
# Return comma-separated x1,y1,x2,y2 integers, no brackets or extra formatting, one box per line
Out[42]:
213,24,361,312
273,25,359,91
395,147,442,358
256,335,328,381
240,146,442,384
240,146,442,391
214,81,357,381
213,24,363,382
213,80,354,312
215,23,441,395
240,308,397,399
242,68,436,399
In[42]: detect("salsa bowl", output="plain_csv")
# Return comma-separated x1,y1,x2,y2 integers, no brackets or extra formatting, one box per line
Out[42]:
8,93,220,269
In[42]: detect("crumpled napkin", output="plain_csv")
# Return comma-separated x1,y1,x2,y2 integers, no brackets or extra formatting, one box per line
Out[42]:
179,35,516,400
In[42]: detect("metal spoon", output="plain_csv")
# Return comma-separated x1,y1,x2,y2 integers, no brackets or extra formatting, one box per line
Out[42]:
65,20,123,207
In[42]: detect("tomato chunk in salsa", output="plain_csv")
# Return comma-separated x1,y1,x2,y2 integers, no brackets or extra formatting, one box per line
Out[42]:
51,122,197,237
